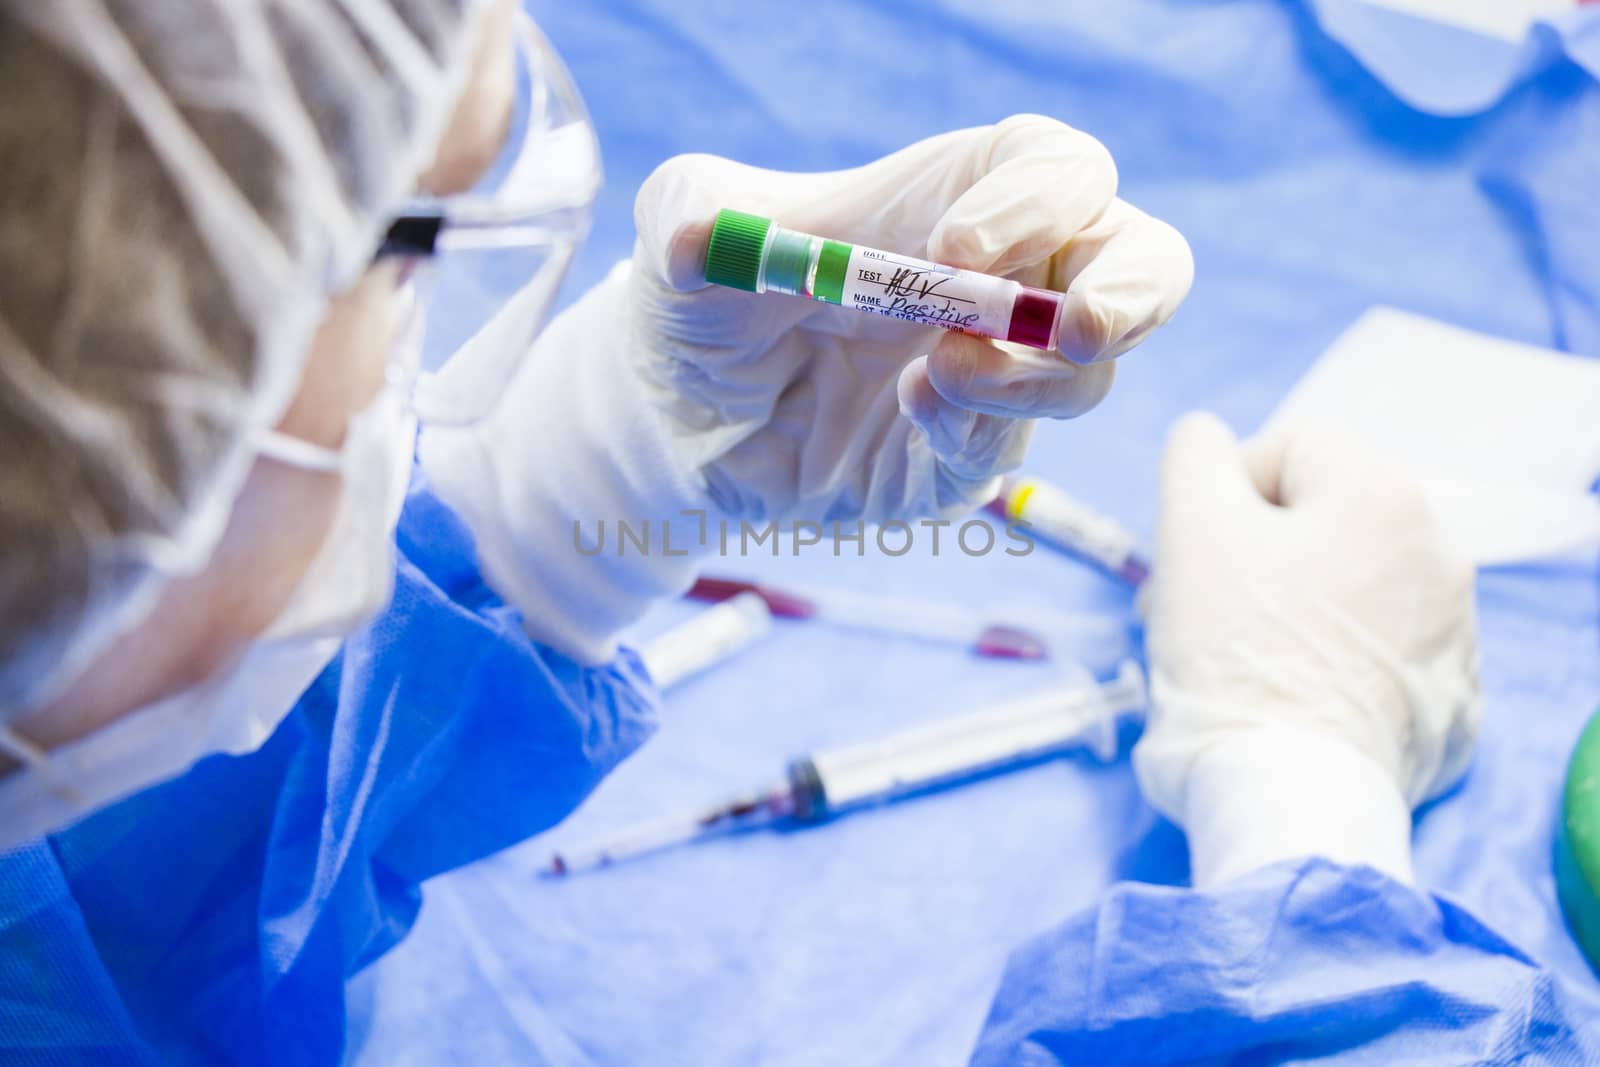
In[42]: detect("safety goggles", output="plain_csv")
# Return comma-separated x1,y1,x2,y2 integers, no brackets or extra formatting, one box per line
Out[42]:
377,12,602,427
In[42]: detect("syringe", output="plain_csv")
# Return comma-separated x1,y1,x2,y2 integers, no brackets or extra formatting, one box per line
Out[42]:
544,662,1146,876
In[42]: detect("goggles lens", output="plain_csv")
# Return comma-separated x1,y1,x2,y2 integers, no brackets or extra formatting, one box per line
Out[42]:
386,14,602,427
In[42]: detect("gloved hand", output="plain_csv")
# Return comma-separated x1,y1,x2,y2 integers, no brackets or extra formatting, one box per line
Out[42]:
626,113,1193,522
1134,413,1481,888
422,116,1192,664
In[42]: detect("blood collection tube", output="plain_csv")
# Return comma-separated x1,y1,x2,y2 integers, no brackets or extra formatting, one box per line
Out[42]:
704,209,1070,351
989,476,1151,585
639,592,773,690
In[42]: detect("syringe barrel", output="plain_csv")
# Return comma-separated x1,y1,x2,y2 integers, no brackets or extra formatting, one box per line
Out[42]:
790,664,1145,817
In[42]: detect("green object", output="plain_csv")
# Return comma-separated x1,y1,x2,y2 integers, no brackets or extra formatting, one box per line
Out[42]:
812,240,853,305
704,209,771,292
1556,706,1600,976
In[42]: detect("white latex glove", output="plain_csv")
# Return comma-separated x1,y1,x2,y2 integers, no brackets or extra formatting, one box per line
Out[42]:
1134,413,1481,888
629,114,1193,522
423,116,1192,664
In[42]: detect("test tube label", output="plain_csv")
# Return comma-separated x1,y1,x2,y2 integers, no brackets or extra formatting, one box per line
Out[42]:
821,246,1016,338
812,240,852,304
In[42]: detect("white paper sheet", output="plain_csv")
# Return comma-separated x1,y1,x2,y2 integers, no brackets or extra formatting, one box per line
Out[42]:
1265,307,1600,565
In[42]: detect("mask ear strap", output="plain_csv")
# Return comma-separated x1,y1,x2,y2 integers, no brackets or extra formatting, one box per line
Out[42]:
0,726,47,769
1,727,98,807
255,430,343,473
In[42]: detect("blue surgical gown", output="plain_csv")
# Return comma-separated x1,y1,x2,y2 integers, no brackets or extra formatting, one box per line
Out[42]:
0,476,658,1065
970,858,1600,1065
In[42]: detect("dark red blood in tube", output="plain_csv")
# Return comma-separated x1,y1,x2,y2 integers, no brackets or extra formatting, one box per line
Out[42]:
1006,288,1063,350
975,624,1049,661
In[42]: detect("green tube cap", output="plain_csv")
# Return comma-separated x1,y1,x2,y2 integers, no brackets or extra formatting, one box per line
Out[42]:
704,209,771,292
1557,706,1600,976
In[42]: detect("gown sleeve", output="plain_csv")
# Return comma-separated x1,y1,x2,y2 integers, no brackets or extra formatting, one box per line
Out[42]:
0,471,659,1066
968,857,1600,1066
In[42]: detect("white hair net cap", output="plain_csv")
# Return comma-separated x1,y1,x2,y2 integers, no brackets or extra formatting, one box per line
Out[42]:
0,0,493,713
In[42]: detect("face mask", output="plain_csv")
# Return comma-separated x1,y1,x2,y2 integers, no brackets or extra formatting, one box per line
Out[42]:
0,343,419,851
255,374,419,642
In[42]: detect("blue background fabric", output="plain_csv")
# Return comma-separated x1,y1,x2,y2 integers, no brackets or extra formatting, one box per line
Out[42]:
0,479,658,1065
343,0,1600,1064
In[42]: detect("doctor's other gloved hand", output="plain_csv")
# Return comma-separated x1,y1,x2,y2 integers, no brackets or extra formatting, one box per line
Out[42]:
1133,414,1481,889
422,115,1192,666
